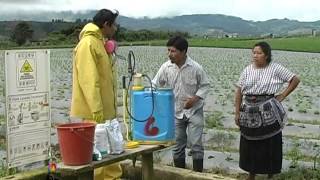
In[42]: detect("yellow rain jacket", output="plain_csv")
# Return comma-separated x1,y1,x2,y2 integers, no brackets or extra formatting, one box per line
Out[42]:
70,23,121,180
70,23,117,121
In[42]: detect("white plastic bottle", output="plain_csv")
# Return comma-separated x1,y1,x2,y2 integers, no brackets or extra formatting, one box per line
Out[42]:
94,124,109,157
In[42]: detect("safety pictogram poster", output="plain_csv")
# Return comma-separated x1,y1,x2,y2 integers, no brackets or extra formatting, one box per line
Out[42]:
17,58,36,88
5,50,51,168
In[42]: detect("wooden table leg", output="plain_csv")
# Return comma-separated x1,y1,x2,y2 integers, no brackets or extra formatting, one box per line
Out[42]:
76,170,94,180
141,152,153,180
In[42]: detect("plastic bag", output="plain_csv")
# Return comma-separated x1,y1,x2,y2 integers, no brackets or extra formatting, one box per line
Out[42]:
105,119,124,154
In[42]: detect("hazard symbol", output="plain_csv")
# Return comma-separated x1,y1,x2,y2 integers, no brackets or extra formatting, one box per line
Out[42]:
20,60,33,73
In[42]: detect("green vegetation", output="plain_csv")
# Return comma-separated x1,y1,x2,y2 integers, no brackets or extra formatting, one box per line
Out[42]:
10,22,34,46
284,134,320,141
119,36,320,53
284,153,320,167
205,146,238,153
2,20,320,53
117,36,320,53
189,37,320,53
115,26,190,42
286,140,303,168
209,167,320,180
205,111,224,129
276,167,320,180
0,21,190,49
0,166,17,179
288,118,320,126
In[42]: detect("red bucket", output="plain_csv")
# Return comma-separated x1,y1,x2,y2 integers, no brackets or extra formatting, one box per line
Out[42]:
57,123,95,165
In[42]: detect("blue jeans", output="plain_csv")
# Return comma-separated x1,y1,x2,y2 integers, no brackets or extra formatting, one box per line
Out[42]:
173,108,204,160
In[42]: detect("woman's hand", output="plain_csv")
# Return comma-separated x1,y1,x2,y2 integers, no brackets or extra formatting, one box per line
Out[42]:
234,112,240,127
276,94,285,102
276,76,300,102
234,87,242,127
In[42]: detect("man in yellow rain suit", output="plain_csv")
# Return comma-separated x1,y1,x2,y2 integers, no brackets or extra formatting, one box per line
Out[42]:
70,9,122,180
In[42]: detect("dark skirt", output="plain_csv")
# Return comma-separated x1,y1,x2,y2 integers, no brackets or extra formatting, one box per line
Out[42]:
239,132,283,174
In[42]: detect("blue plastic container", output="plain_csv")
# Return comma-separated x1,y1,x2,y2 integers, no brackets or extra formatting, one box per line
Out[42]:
131,88,175,142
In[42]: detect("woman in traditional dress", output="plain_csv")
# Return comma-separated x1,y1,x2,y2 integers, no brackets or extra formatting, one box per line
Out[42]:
234,41,300,180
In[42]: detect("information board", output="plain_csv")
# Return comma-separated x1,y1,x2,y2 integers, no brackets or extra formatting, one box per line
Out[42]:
5,49,51,168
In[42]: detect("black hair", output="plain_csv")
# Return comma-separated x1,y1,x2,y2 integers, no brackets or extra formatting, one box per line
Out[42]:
93,9,119,28
166,36,188,53
254,41,272,63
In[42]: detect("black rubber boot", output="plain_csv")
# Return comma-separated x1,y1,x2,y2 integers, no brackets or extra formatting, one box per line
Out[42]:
173,158,185,168
193,159,203,172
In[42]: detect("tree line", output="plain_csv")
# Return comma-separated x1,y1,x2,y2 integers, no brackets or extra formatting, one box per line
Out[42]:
10,21,190,46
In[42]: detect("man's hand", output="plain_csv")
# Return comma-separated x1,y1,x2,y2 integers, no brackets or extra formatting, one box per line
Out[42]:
184,96,200,109
92,111,104,123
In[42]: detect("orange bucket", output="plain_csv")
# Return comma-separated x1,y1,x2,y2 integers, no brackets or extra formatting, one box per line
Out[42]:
57,122,95,165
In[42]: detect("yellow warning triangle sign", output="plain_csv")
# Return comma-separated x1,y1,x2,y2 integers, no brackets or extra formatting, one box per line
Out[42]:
20,60,33,73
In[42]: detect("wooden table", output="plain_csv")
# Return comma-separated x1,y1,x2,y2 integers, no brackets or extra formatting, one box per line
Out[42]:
57,144,167,180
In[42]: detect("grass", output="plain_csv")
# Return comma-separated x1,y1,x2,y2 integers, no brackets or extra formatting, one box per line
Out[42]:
204,132,319,165
0,166,17,179
284,134,320,141
206,167,320,180
205,111,224,128
0,44,76,50
288,118,320,126
2,36,320,53
0,115,4,123
284,153,320,165
118,36,320,53
205,146,238,153
119,36,320,53
209,125,320,143
189,37,320,53
276,167,320,180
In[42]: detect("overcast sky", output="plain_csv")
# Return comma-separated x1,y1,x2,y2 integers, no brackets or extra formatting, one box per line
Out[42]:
0,0,319,22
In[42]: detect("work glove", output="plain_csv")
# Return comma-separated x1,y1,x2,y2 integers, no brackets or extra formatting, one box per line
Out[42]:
92,111,104,123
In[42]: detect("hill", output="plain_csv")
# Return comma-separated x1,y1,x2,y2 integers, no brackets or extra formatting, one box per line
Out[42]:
0,10,320,39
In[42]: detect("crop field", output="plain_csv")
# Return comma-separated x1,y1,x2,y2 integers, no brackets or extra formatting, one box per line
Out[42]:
0,46,319,176
189,37,320,53
121,37,320,53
